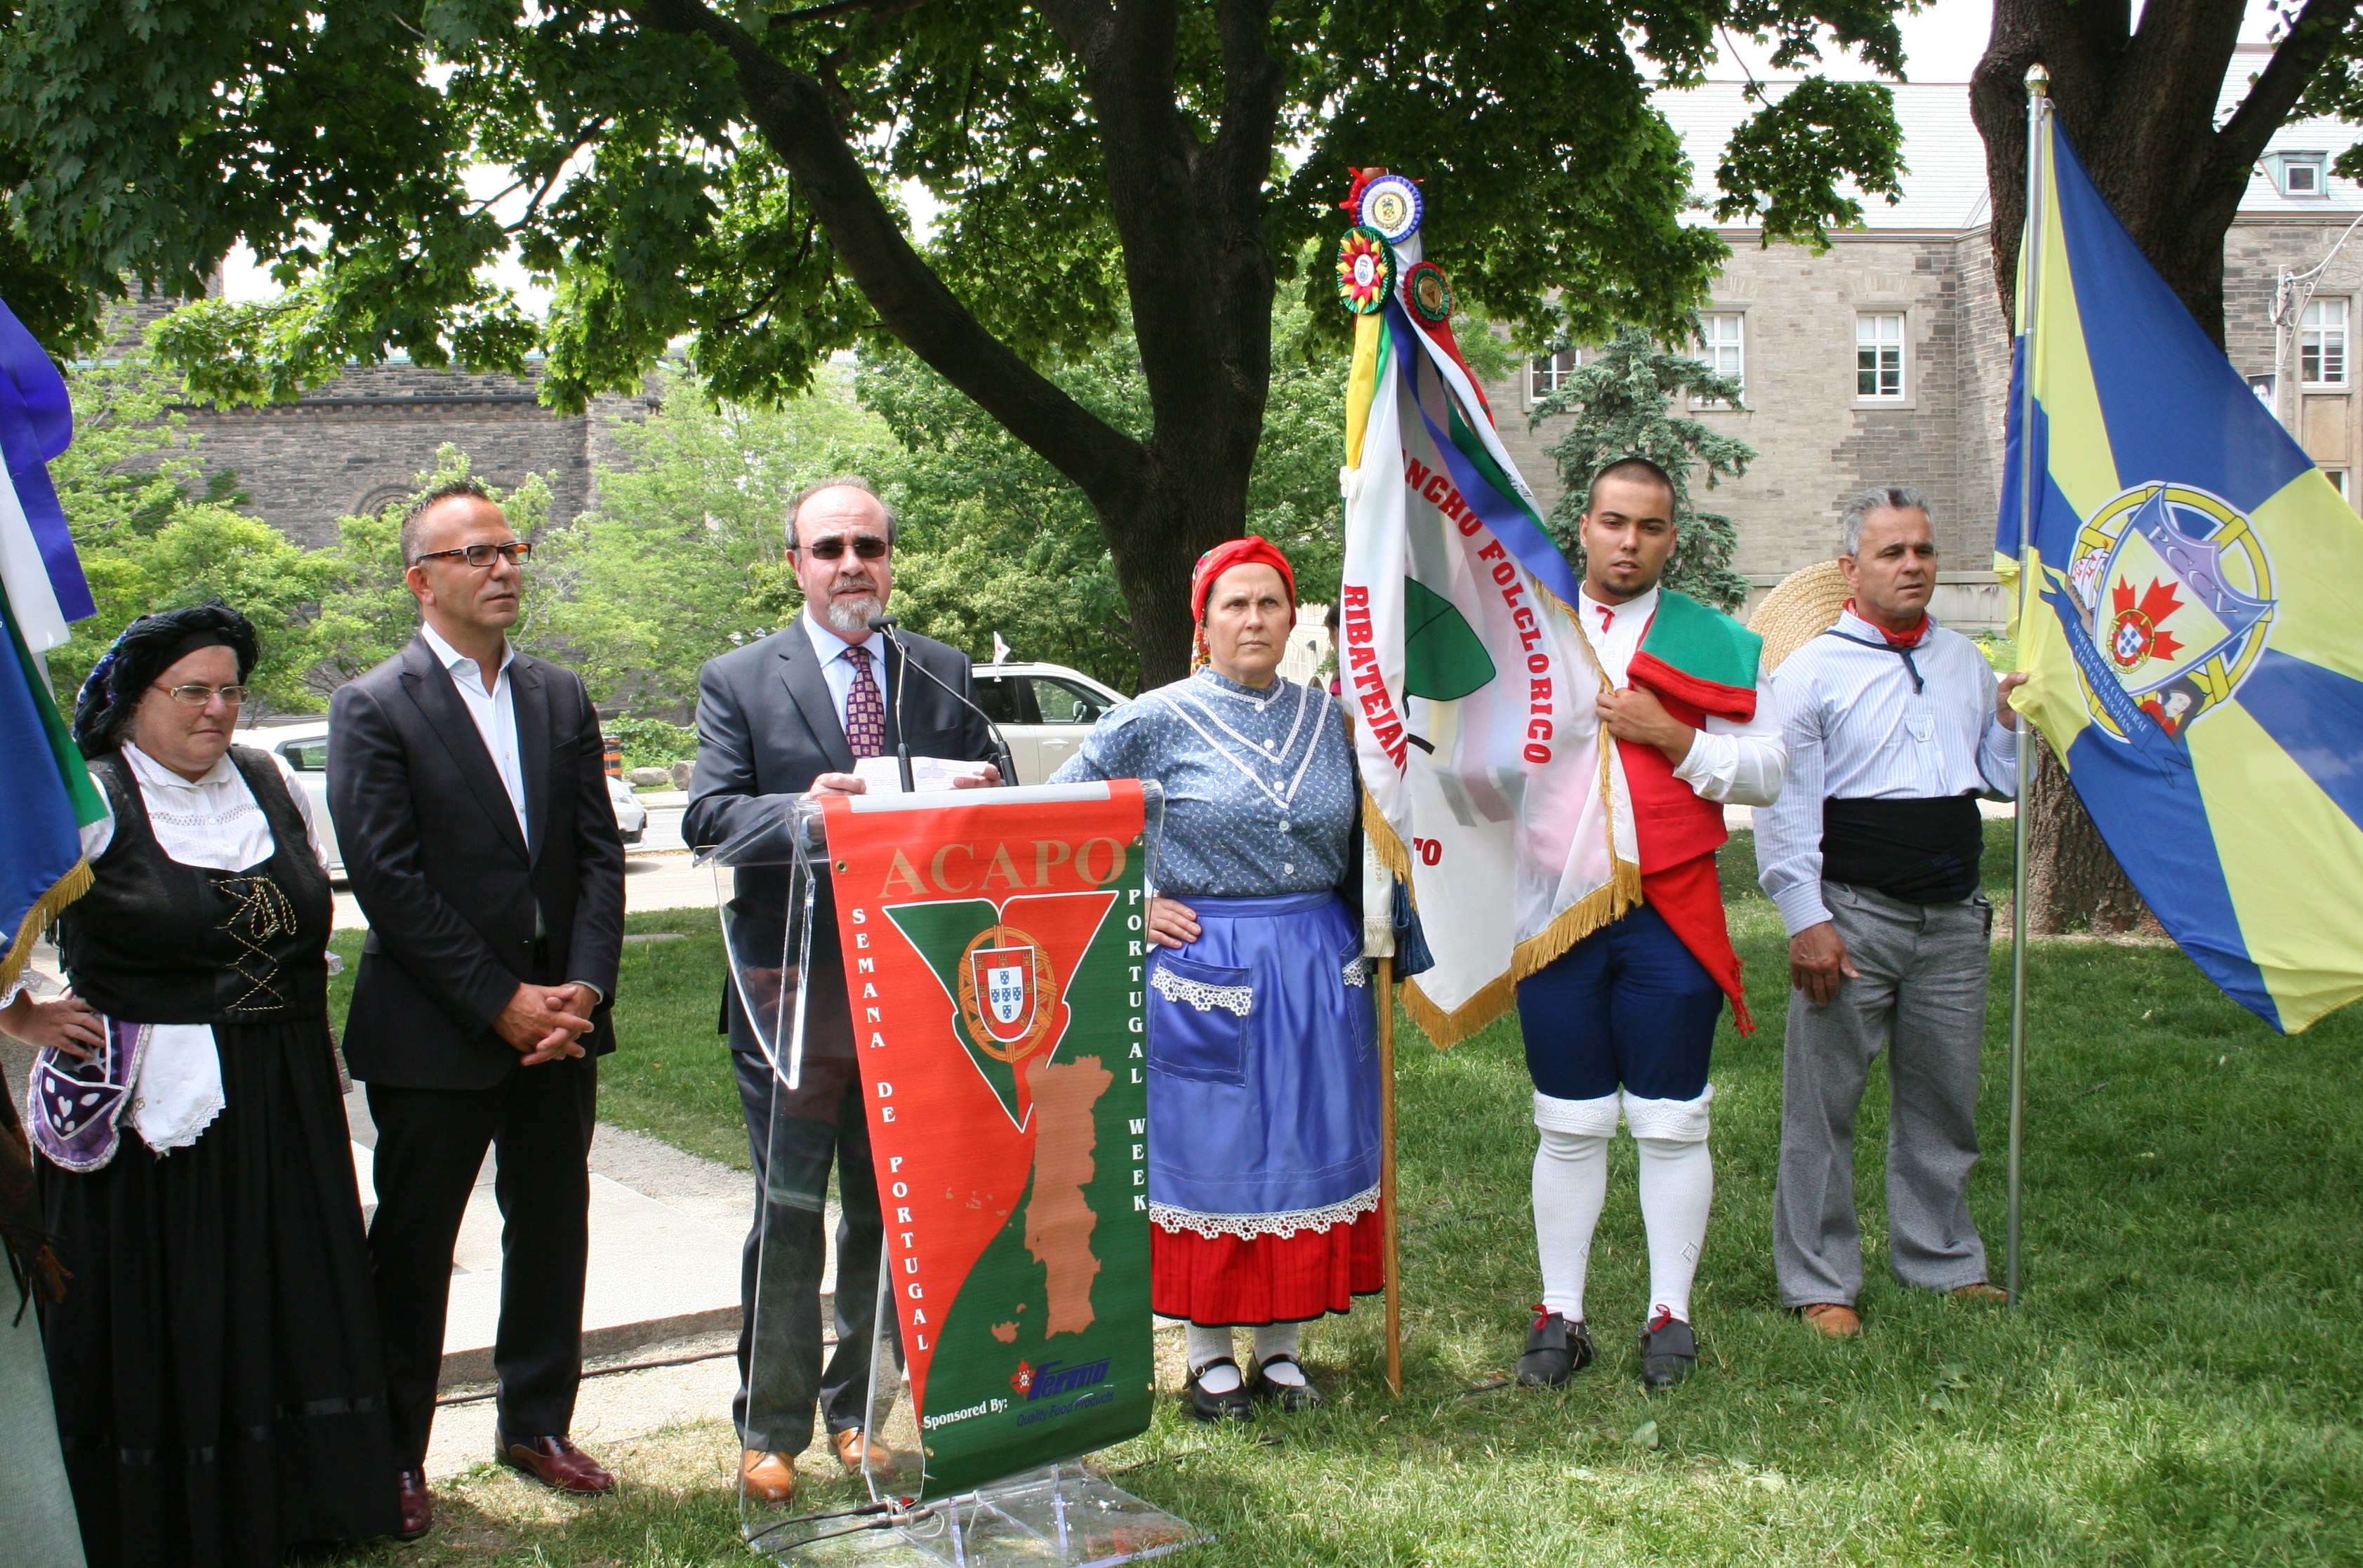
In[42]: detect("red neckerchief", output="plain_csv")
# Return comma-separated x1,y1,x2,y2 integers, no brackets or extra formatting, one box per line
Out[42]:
1844,599,1928,648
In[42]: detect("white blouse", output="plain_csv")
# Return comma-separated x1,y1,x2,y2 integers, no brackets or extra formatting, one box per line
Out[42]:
81,741,329,874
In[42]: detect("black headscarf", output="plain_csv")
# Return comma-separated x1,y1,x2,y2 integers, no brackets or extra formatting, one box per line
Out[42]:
70,601,260,760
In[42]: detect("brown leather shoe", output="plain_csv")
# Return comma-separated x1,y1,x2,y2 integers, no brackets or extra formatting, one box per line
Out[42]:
395,1468,432,1541
1950,1282,2010,1304
496,1430,616,1494
1799,1303,1864,1338
832,1427,893,1475
741,1449,796,1506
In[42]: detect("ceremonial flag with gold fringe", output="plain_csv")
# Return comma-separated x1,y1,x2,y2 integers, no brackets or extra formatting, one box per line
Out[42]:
1335,171,1640,1044
0,298,101,998
1999,116,2363,1032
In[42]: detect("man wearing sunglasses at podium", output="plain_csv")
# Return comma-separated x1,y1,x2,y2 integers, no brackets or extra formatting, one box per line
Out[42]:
684,476,1000,1508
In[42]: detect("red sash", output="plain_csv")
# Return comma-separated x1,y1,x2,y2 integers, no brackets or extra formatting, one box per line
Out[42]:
1616,690,1753,1034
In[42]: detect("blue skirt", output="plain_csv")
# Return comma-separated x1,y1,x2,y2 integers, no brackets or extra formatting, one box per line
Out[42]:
1145,891,1381,1233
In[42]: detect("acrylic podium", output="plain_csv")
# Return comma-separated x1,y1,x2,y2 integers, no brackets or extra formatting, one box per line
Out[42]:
697,782,1205,1566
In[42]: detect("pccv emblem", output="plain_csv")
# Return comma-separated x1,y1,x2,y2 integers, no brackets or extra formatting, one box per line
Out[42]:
2063,483,2275,743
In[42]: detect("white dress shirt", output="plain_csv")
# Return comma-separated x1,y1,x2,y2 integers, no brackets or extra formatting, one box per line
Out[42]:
1755,608,2019,936
421,619,527,843
1578,585,1785,807
802,610,886,736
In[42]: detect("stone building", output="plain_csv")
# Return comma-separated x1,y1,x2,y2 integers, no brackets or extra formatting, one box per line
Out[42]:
171,360,651,549
1483,45,2363,629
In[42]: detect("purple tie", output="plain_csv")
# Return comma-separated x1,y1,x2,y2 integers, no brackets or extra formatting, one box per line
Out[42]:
842,645,886,759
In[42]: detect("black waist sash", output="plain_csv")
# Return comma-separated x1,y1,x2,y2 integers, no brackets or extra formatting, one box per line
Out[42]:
1820,795,1984,906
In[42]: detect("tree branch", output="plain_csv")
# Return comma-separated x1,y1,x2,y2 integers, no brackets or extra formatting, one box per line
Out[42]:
2216,0,2363,172
1208,0,1284,228
623,0,1146,515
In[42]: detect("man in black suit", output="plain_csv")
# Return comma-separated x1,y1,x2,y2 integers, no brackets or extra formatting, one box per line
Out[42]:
329,479,626,1538
684,476,998,1507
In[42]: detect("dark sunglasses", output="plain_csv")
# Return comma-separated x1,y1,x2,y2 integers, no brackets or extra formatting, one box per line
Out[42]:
413,540,533,569
803,534,889,562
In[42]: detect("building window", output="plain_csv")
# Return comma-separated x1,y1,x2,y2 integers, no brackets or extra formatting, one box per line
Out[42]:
2303,298,2349,387
2326,468,2348,499
1695,312,1744,403
2275,152,2329,197
1856,312,1906,400
1530,349,1580,402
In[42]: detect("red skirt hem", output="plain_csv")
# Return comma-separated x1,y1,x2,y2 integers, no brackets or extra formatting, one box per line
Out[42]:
1150,1206,1386,1326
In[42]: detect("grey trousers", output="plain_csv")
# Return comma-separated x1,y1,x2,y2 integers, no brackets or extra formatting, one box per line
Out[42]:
1773,881,1992,1308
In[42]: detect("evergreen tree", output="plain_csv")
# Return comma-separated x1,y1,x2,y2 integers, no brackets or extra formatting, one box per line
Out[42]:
1535,326,1755,613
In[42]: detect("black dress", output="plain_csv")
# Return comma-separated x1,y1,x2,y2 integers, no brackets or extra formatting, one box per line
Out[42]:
39,748,399,1566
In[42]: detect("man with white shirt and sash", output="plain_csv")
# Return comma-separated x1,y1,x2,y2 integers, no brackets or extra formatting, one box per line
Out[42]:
1755,486,2027,1338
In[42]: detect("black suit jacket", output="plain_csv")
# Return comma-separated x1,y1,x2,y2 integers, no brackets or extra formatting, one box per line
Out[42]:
684,619,995,1049
329,635,627,1089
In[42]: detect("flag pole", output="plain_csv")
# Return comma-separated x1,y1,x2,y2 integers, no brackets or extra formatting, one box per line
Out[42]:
2006,62,2051,1306
1377,955,1403,1395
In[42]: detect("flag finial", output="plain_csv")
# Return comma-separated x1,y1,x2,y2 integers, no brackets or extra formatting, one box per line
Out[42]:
2025,62,2049,98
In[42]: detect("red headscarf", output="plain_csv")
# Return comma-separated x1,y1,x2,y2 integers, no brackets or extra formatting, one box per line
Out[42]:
1190,536,1298,670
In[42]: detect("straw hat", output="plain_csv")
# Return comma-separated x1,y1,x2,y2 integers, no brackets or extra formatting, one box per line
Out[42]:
1748,559,1852,672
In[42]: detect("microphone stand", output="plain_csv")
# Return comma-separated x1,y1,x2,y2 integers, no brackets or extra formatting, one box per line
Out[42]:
870,616,1019,788
885,627,916,795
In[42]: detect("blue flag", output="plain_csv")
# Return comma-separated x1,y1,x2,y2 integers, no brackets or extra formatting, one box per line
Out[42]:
0,301,100,998
1999,114,2363,1032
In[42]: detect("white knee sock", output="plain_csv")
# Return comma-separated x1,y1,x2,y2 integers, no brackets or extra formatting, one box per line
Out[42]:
1251,1322,1305,1386
1186,1324,1240,1392
1634,1136,1714,1323
1532,1098,1617,1322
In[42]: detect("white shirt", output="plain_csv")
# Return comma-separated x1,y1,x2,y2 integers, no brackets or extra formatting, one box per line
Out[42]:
421,620,527,843
81,740,328,873
1754,608,2020,936
1577,585,1785,807
801,611,886,737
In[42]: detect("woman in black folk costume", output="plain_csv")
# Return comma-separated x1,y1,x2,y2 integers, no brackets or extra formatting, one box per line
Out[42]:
0,604,399,1564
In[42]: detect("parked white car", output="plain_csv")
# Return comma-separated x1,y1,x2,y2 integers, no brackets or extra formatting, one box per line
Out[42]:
234,717,649,879
969,662,1129,784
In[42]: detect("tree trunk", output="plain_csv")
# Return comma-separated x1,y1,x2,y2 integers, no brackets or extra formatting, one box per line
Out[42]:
1972,0,2357,931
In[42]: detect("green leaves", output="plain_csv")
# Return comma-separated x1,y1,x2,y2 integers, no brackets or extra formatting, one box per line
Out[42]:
1714,77,1906,246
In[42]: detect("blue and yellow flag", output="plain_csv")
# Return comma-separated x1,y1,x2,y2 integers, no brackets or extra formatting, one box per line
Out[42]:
1999,114,2363,1032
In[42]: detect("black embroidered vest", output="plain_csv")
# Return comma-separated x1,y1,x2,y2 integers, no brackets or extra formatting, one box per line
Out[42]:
57,747,332,1024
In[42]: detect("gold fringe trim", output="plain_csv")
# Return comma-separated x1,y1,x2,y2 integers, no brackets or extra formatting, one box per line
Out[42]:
1361,788,1414,886
1399,969,1520,1049
1,858,92,1000
1512,860,1645,981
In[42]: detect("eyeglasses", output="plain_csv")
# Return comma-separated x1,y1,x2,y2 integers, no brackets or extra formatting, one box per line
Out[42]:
152,682,249,708
413,540,533,569
802,535,889,562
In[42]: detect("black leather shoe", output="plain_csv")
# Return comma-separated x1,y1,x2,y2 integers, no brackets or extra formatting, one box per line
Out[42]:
1184,1357,1255,1421
1516,1308,1594,1388
1636,1312,1697,1390
1247,1353,1324,1411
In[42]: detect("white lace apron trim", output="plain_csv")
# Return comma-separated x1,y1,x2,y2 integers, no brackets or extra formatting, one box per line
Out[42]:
1149,966,1254,1016
1150,1185,1380,1241
1342,956,1368,988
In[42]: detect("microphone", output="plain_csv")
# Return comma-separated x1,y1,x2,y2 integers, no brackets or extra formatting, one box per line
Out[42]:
867,616,1018,788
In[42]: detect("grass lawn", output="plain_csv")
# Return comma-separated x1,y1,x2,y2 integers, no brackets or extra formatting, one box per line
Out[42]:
322,827,2363,1564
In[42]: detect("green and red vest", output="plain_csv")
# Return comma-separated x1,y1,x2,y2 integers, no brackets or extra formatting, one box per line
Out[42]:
1620,589,1764,1030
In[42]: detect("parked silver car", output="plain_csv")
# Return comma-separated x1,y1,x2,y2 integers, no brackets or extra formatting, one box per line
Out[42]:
969,662,1129,784
234,718,649,879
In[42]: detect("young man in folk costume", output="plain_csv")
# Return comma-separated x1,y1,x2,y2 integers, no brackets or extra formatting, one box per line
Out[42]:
1516,457,1785,1391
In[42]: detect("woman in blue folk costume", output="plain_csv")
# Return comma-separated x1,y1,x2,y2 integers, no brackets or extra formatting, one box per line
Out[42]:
1051,538,1382,1419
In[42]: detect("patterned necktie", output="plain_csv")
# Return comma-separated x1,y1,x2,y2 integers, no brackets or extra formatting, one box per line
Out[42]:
842,644,887,759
